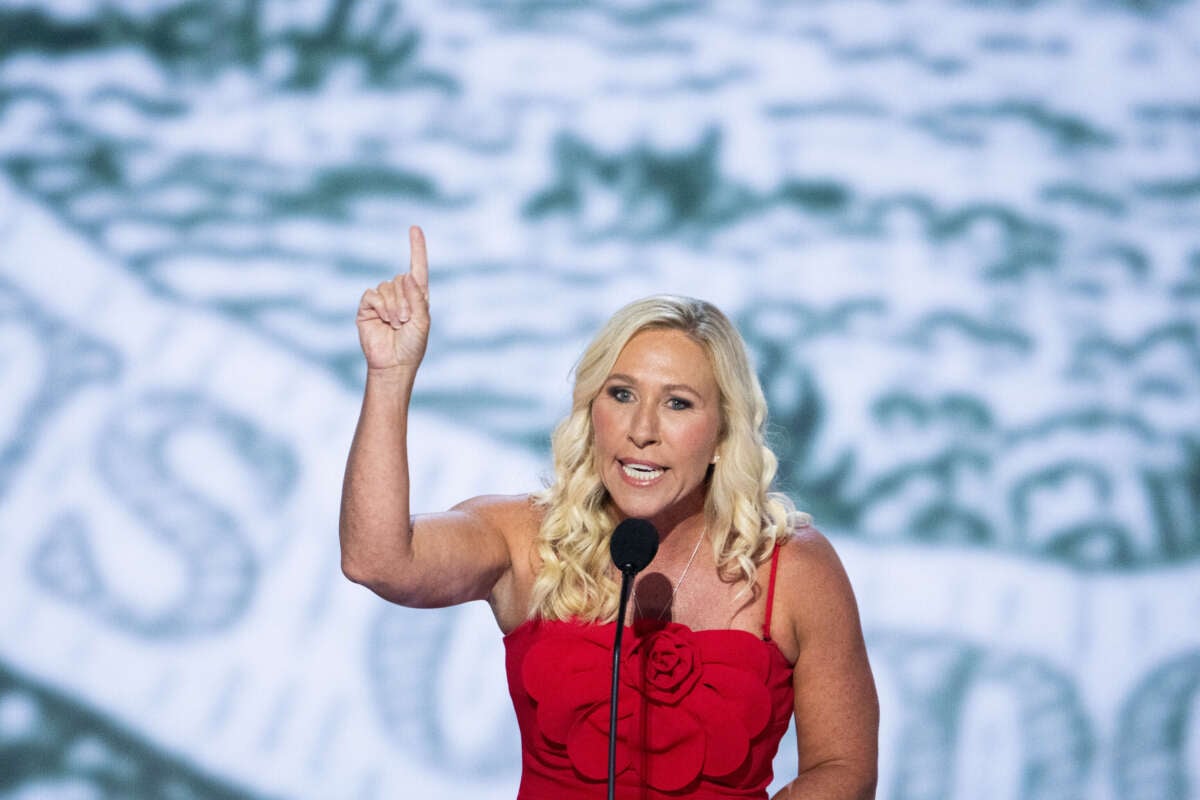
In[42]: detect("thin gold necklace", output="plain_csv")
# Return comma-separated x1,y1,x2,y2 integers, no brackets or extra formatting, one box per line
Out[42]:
633,527,705,622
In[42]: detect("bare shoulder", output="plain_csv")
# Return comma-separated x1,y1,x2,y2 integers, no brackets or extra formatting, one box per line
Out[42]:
448,493,544,543
774,524,850,585
771,525,863,654
451,492,542,521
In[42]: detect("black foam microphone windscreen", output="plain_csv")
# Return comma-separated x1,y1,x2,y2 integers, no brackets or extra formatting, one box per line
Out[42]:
609,518,659,574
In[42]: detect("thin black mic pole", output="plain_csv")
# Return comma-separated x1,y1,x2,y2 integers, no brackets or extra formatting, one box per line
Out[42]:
607,518,658,800
609,570,635,800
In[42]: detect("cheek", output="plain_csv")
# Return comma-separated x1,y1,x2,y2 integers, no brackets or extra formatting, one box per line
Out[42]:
675,419,720,463
590,409,628,493
590,403,621,454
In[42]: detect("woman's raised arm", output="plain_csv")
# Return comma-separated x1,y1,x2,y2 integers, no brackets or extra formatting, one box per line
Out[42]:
339,226,514,609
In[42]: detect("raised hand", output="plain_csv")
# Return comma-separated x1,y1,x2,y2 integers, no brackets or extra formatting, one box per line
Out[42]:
356,226,431,373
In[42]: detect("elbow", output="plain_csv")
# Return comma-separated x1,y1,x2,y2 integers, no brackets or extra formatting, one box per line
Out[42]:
841,759,877,800
339,516,416,596
341,552,381,590
339,524,391,589
340,554,367,586
340,551,425,606
791,759,877,800
849,761,878,800
339,542,390,588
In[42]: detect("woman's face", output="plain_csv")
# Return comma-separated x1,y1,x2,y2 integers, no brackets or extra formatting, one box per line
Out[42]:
591,328,722,532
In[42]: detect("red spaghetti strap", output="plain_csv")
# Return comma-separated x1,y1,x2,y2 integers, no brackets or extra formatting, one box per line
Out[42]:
762,541,782,641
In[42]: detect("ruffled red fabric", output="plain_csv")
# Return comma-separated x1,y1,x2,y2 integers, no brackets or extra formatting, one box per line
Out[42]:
508,618,793,798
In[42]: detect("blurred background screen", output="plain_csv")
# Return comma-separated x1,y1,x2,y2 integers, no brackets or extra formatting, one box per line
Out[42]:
1,1,1199,798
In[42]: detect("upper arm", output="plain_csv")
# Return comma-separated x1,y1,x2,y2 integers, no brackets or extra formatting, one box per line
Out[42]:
350,493,532,610
780,529,879,786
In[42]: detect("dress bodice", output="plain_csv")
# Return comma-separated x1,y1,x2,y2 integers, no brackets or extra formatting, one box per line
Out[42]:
504,613,794,799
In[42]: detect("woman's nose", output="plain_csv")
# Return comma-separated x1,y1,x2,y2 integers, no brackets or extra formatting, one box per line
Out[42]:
628,405,659,446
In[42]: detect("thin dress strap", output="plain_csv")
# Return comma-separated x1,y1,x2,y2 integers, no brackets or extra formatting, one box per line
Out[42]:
762,541,782,641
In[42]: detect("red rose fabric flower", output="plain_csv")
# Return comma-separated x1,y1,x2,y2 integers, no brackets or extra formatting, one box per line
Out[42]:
521,620,776,793
628,626,701,703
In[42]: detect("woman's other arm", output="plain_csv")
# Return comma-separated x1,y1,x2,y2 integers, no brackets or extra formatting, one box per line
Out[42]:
339,226,514,609
771,529,879,800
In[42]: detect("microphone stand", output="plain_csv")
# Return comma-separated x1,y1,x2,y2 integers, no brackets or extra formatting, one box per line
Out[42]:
606,517,656,800
608,568,636,800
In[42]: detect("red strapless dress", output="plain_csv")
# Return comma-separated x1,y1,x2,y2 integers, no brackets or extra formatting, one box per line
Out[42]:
504,548,794,799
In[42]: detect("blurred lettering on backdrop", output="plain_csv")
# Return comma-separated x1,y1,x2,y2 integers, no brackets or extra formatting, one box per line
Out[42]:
1,1,1198,798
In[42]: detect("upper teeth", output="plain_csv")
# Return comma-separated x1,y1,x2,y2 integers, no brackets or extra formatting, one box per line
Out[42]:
623,464,663,480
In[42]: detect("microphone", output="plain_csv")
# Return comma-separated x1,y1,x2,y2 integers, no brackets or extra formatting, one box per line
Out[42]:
610,518,658,574
607,518,658,800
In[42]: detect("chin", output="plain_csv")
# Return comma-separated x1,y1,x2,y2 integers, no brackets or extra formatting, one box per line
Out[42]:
610,500,657,521
606,493,665,523
606,485,704,526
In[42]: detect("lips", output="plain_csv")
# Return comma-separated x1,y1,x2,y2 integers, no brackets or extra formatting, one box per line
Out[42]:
620,459,666,484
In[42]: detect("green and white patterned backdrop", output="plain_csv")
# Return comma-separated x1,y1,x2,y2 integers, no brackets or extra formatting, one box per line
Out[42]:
1,1,1198,798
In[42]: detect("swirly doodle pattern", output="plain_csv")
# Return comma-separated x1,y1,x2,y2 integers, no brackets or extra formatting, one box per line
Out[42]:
0,278,120,499
31,391,296,637
0,1,1198,799
742,300,1200,569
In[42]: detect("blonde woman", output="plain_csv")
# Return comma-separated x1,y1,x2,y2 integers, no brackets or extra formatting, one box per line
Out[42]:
340,227,878,800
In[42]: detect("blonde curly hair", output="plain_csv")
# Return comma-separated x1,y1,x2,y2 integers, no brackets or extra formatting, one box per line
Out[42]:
530,295,807,622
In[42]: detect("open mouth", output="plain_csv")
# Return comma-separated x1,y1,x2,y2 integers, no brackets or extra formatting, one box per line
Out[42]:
621,461,665,481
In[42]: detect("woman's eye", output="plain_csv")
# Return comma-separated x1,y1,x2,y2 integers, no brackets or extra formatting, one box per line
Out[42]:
667,397,692,410
608,387,634,402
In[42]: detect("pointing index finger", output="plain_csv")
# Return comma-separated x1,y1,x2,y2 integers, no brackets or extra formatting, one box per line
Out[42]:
409,225,429,297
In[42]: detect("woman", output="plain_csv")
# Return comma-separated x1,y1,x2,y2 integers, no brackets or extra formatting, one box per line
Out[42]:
340,227,878,799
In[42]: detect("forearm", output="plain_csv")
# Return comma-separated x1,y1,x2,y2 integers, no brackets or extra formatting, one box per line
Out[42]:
339,368,418,588
770,761,876,800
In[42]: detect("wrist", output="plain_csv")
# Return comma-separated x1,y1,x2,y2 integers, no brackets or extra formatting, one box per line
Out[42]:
364,365,418,392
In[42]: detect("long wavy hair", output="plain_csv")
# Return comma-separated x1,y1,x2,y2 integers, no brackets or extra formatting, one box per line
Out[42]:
530,295,807,622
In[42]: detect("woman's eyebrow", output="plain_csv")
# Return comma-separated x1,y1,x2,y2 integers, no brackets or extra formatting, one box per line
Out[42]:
604,373,701,395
